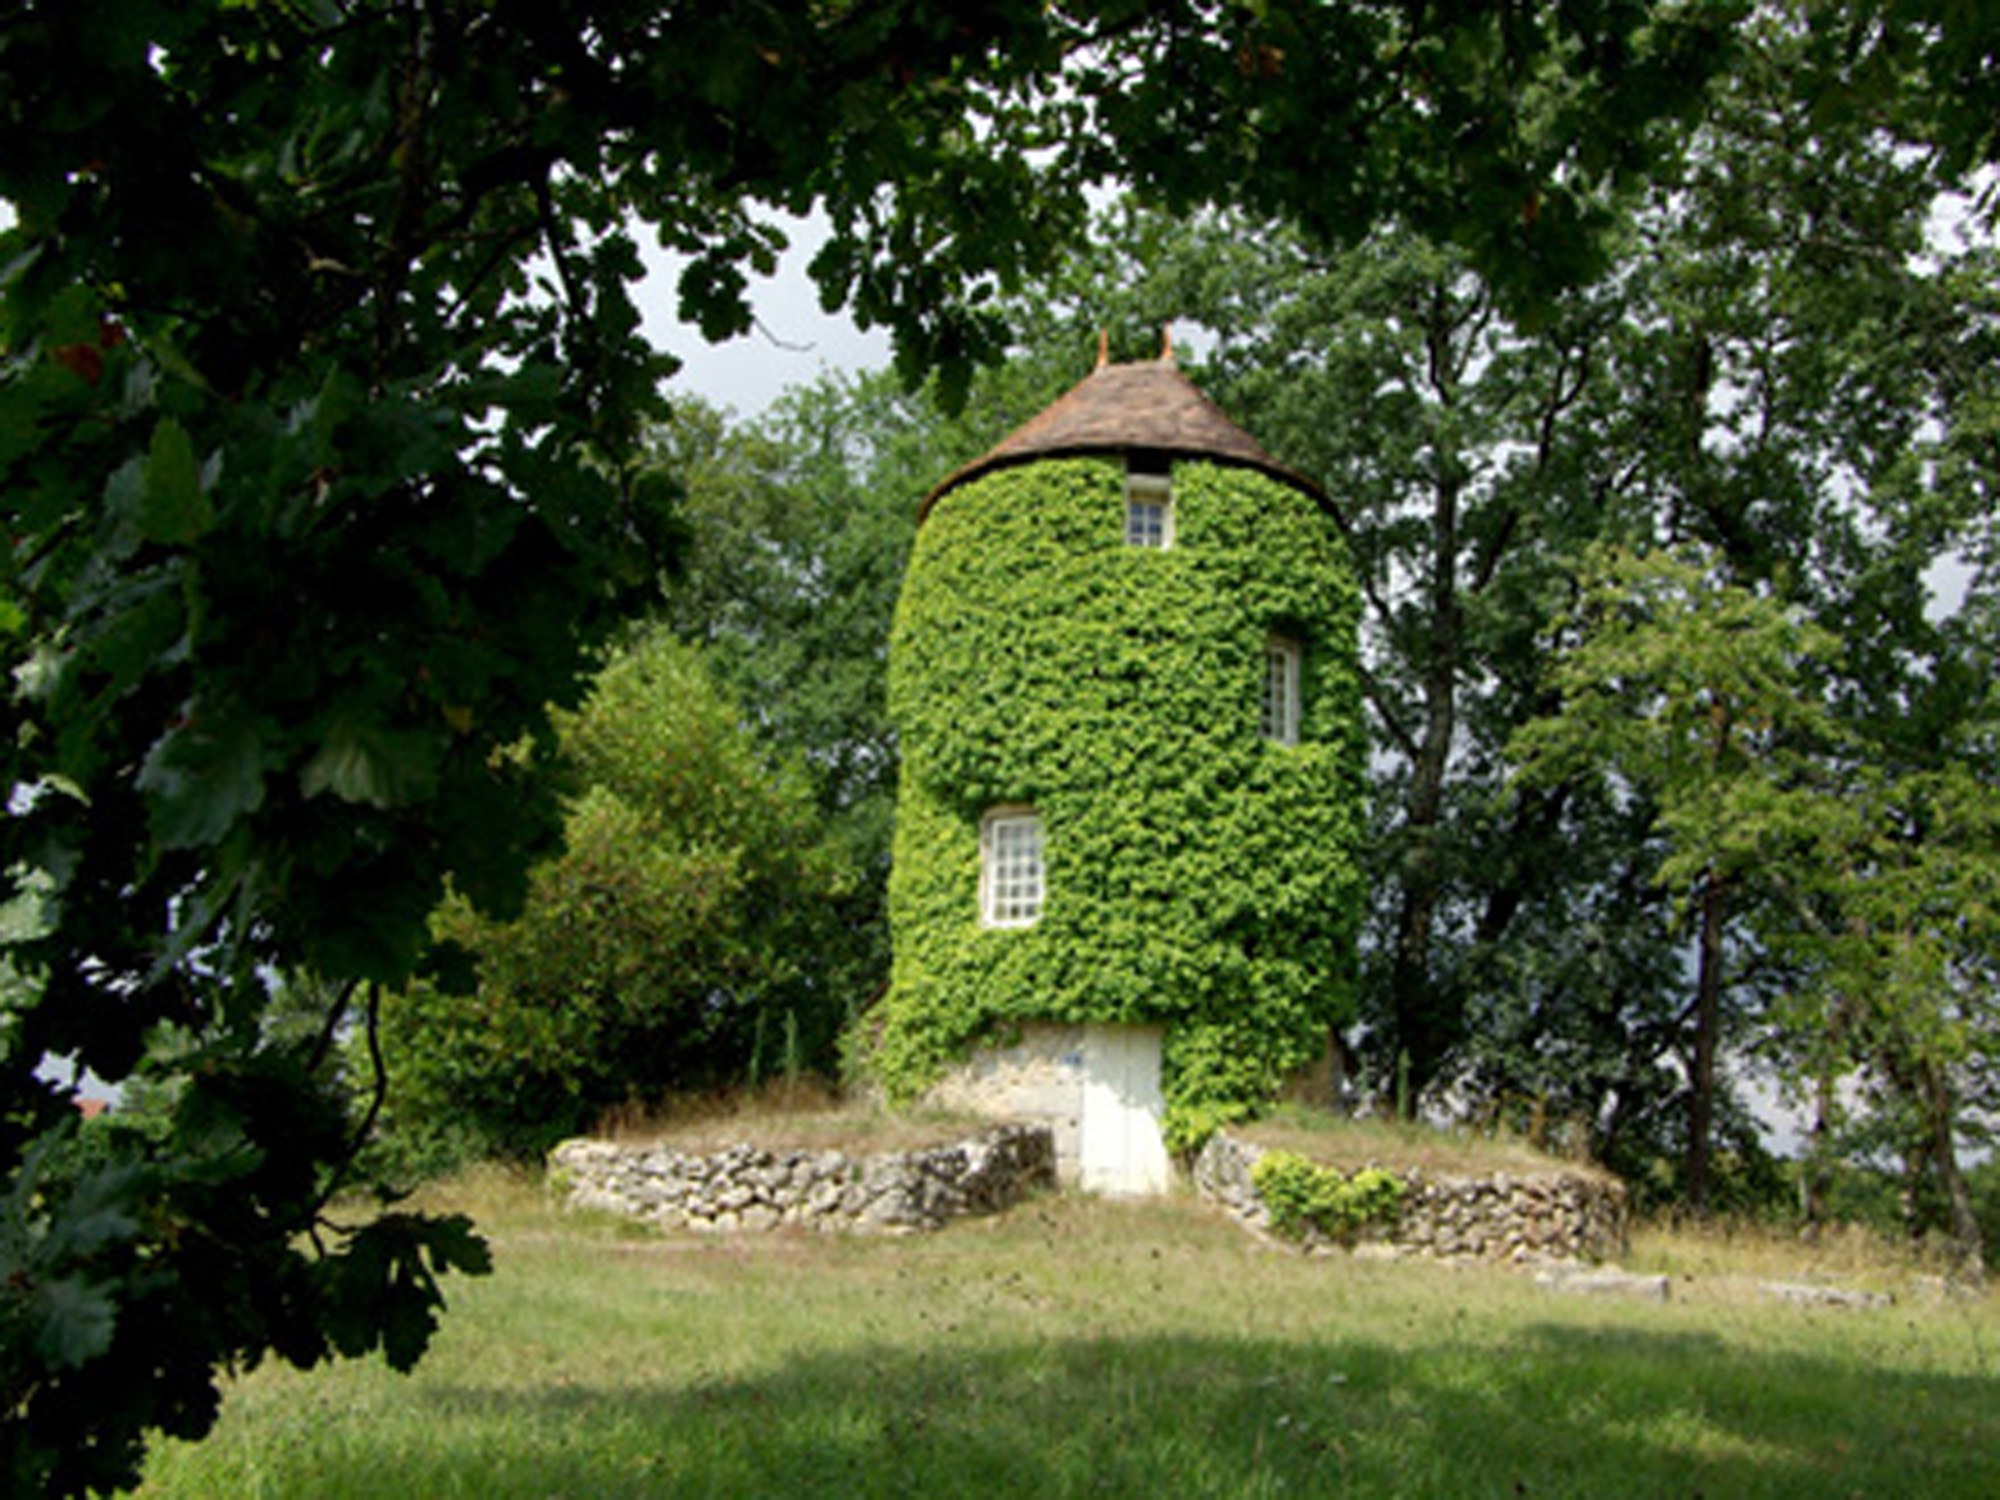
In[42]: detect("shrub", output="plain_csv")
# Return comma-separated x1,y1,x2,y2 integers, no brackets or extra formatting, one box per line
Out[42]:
1251,1150,1407,1243
368,631,845,1166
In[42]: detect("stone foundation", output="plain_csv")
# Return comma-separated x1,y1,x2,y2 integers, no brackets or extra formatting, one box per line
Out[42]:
1194,1131,1627,1265
922,1024,1087,1181
549,1123,1055,1235
920,1021,1172,1194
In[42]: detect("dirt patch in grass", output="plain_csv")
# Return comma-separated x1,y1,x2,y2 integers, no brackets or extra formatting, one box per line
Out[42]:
1234,1107,1611,1179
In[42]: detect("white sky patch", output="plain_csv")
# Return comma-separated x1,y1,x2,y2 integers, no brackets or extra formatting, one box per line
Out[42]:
636,210,892,418
1923,165,1998,263
1925,549,1974,622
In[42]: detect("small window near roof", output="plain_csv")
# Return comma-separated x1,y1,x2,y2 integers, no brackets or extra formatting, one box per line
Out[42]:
1261,636,1302,746
981,809,1044,927
1124,461,1173,548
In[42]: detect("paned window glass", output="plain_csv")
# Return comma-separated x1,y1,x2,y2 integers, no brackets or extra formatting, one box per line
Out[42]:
1125,468,1172,548
982,811,1044,927
1260,637,1302,745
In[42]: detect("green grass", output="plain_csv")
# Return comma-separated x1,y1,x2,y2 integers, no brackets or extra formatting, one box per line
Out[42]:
1234,1105,1602,1178
139,1171,1998,1499
594,1087,997,1156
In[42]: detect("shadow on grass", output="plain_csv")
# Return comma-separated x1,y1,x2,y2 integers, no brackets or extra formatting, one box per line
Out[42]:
234,1320,1995,1499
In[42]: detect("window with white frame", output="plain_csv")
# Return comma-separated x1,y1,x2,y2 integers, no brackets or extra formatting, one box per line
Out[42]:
1124,463,1172,548
981,809,1044,927
1260,636,1302,745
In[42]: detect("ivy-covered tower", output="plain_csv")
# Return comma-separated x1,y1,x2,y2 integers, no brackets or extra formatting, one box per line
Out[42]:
879,346,1365,1192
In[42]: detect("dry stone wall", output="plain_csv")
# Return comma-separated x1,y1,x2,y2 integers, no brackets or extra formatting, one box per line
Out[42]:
920,1023,1087,1183
549,1123,1055,1235
1194,1132,1626,1265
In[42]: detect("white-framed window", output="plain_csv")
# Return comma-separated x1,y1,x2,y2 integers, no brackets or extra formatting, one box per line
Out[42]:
1260,636,1302,745
1124,465,1173,549
981,809,1044,927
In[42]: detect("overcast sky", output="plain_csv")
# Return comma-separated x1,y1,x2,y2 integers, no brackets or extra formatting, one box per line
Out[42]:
639,213,892,419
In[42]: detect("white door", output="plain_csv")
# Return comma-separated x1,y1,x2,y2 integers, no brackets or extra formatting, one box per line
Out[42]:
1078,1024,1172,1196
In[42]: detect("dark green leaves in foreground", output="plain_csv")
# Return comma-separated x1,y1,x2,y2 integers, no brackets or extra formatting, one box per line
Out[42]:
1,1130,143,1375
317,1214,494,1375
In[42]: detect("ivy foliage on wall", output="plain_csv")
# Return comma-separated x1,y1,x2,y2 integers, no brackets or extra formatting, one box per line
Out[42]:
1251,1151,1408,1243
877,456,1366,1148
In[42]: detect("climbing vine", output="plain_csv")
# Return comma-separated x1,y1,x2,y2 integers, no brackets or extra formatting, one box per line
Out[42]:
875,456,1365,1147
1251,1151,1408,1243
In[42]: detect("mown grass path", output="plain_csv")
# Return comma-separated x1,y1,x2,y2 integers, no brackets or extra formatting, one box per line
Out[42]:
140,1174,1997,1498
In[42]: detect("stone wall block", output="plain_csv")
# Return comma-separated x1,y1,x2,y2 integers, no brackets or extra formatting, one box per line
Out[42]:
1192,1132,1627,1266
551,1124,1056,1236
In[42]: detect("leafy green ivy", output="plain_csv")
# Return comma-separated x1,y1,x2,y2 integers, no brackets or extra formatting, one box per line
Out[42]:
874,456,1365,1148
1251,1150,1407,1243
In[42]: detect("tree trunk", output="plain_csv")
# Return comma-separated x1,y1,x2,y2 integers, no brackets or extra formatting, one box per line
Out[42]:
1387,464,1460,1115
1389,874,1445,1117
1899,1138,1929,1242
1685,869,1725,1213
1799,1062,1834,1237
1916,1058,1986,1279
1387,289,1471,1116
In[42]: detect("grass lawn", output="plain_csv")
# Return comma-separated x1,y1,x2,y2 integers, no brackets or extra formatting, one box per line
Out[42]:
1233,1106,1611,1178
138,1166,1997,1499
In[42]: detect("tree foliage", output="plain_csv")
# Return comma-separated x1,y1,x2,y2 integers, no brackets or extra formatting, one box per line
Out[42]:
1510,545,1844,1209
1513,544,1999,1263
373,630,838,1164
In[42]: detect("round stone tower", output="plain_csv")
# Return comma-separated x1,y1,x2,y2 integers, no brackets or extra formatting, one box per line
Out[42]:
877,346,1364,1193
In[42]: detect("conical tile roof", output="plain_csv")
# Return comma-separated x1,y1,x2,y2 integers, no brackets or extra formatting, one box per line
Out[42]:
921,353,1326,519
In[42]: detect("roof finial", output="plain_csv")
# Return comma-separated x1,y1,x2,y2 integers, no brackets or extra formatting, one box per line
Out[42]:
1095,328,1110,369
1159,323,1176,364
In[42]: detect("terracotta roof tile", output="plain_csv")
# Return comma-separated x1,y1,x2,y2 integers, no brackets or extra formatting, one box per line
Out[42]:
922,356,1326,518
